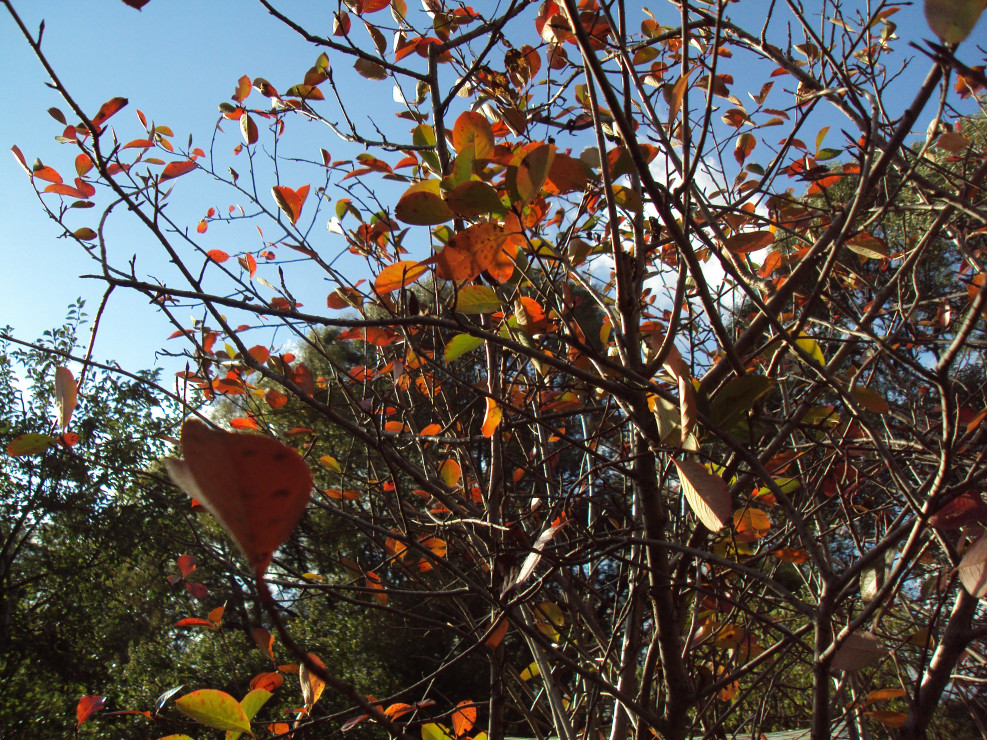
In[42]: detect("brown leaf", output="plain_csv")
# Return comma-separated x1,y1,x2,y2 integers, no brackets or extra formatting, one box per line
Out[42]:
673,460,732,532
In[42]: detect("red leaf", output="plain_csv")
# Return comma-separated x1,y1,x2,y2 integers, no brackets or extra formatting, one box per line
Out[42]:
77,696,105,727
10,145,30,175
33,166,63,184
175,617,219,631
272,184,310,225
121,0,152,9
177,553,196,578
88,97,128,133
253,626,276,661
185,581,209,600
160,159,197,181
165,420,314,574
207,250,230,263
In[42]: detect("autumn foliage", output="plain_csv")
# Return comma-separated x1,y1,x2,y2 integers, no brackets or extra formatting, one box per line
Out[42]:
5,0,987,738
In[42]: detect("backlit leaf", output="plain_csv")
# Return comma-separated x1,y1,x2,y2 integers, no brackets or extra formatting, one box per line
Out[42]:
958,533,987,598
375,260,428,294
452,111,495,160
432,222,509,281
160,159,197,181
6,433,55,457
77,696,105,728
444,333,483,363
673,459,732,532
272,184,310,225
481,398,502,437
454,285,501,314
924,0,987,42
227,689,273,740
452,701,477,736
175,689,250,733
299,653,326,711
165,420,313,575
723,230,774,254
395,180,454,225
54,365,77,430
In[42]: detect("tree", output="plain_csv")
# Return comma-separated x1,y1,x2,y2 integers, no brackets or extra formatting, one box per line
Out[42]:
4,0,987,738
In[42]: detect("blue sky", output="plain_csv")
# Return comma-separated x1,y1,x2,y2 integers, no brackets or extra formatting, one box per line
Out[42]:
2,0,985,378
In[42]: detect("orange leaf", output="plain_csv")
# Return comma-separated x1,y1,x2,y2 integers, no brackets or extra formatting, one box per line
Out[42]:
164,420,313,574
250,672,284,692
89,96,128,132
375,260,429,294
161,159,197,181
431,222,509,281
452,111,495,159
272,184,310,225
300,653,326,711
207,249,228,262
481,398,502,437
230,416,260,431
723,230,774,254
265,388,288,409
207,605,225,626
485,618,508,648
252,627,275,661
452,700,477,736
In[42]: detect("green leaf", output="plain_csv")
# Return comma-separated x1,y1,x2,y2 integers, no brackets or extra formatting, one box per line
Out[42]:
445,180,506,217
6,433,56,457
422,723,455,740
709,375,775,431
454,286,501,314
924,0,987,42
852,386,890,414
795,334,825,367
610,184,642,212
225,689,272,740
175,689,252,734
395,180,454,225
444,333,483,363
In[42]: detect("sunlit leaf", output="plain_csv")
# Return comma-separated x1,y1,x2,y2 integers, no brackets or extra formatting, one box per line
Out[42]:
160,159,197,181
481,398,502,438
272,184,310,225
395,180,454,225
6,433,56,457
444,333,483,363
165,420,313,575
54,365,77,430
375,260,428,294
76,696,105,728
454,285,501,314
673,459,732,532
958,533,987,598
300,653,326,711
175,690,250,733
